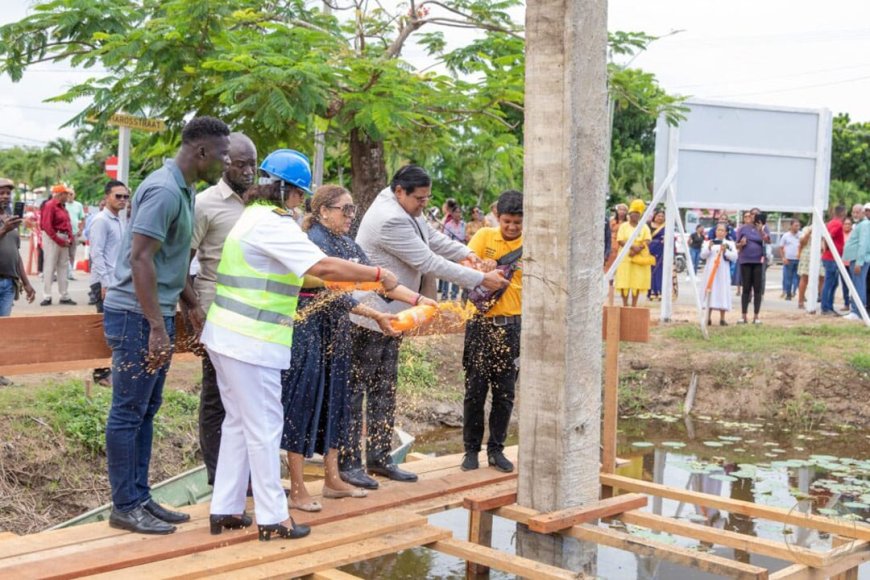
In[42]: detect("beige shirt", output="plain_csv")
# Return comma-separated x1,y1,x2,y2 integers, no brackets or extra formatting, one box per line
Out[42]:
191,178,245,312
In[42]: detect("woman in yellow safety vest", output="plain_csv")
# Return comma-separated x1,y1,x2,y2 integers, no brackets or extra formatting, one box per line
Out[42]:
201,149,412,541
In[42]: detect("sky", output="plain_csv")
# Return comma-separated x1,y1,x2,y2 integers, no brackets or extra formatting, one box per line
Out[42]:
1,0,869,148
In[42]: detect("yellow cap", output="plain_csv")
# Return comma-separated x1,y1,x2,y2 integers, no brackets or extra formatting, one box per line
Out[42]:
629,199,646,214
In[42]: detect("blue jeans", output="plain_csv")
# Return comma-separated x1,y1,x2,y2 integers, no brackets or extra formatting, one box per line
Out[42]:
782,261,799,297
689,248,701,273
103,307,176,512
0,277,14,317
850,262,867,316
821,259,839,313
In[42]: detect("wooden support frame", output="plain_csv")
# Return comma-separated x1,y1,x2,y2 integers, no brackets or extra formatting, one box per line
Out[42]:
431,538,581,580
602,473,870,542
527,493,647,534
496,504,770,579
466,509,494,576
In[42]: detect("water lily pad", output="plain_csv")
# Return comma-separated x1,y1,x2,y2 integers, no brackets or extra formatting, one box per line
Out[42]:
703,441,724,447
771,448,787,454
843,501,870,509
733,448,747,453
818,508,839,516
632,441,654,448
718,435,743,442
661,441,687,449
709,474,737,482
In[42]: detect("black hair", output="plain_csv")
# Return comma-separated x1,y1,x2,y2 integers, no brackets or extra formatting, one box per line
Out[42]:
104,179,127,195
181,116,230,144
444,198,459,212
695,224,704,230
243,181,304,208
834,204,847,217
390,164,431,195
496,189,523,216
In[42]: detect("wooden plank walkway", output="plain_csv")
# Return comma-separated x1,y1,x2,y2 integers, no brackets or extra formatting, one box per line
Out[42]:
0,448,517,579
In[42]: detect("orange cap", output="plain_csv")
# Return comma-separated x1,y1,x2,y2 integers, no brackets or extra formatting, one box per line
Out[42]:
51,183,71,194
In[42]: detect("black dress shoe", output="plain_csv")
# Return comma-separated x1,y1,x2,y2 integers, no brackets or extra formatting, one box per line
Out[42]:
258,517,310,541
59,298,77,305
487,451,514,473
339,468,379,490
246,484,292,497
367,463,418,482
460,452,479,471
40,298,51,306
209,512,253,535
142,499,191,523
109,506,176,535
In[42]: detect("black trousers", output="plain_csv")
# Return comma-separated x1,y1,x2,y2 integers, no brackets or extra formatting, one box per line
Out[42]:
740,263,764,316
198,353,224,486
91,282,111,382
340,326,401,471
462,317,520,455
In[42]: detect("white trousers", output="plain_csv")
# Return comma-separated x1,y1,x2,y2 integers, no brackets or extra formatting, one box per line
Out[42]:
207,349,288,526
42,233,70,300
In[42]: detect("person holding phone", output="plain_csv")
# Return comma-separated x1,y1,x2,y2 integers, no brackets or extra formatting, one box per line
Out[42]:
0,180,35,314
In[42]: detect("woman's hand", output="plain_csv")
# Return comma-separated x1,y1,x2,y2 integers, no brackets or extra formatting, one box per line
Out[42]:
379,268,399,291
375,312,401,337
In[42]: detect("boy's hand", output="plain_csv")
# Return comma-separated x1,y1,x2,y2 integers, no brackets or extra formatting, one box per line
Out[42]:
479,258,498,273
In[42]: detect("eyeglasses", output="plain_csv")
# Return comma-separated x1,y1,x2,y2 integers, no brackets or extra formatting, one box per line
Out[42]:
115,194,130,200
328,204,356,217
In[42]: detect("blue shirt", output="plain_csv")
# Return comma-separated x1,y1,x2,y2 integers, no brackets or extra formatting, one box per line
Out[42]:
843,218,870,267
88,208,125,288
104,159,195,316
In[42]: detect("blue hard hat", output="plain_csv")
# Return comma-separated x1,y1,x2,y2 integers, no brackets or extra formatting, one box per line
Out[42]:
259,149,313,194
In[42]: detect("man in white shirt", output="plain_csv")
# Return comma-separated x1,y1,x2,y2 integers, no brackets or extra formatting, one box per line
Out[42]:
65,189,85,279
779,219,801,301
191,132,257,487
89,180,129,384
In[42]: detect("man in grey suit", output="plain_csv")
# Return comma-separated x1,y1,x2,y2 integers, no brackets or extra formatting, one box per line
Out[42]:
340,165,508,488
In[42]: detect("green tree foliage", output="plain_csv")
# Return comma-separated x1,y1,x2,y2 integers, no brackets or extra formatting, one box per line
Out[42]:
831,113,870,192
0,0,685,217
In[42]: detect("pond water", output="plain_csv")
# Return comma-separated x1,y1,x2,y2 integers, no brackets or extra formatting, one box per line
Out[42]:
343,415,870,579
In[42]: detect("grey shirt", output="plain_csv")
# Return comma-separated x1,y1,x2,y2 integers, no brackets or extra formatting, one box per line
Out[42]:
104,159,196,317
88,208,125,288
0,212,20,279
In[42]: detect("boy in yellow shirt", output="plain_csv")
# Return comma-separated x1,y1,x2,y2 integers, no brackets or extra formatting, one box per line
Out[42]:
461,190,523,473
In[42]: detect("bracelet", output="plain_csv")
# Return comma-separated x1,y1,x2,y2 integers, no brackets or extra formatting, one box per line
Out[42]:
414,294,423,305
375,266,381,282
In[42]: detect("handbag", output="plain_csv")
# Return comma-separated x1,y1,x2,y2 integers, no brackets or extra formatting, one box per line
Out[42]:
630,250,656,267
467,246,522,314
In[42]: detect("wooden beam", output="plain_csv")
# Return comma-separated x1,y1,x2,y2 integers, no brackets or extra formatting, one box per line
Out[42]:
308,571,361,580
602,306,650,343
87,511,426,579
308,571,362,580
496,504,769,580
431,538,580,580
462,490,517,512
528,493,648,534
602,473,870,542
829,537,865,579
205,526,452,580
601,305,621,475
466,509,494,576
620,510,825,567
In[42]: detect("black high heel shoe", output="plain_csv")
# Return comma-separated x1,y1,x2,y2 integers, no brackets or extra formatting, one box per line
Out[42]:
257,517,311,541
209,513,253,535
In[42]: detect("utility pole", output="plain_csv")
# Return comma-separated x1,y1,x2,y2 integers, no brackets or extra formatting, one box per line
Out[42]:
517,0,609,573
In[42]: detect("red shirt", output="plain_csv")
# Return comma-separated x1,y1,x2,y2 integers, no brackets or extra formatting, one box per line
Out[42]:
822,218,844,261
40,198,73,246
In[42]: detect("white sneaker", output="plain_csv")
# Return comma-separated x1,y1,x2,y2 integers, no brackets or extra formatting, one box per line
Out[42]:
843,312,861,321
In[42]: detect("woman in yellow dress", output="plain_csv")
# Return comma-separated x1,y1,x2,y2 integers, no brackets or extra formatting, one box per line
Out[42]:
615,199,653,306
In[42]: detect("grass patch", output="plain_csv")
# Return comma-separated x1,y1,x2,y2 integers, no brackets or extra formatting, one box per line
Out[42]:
398,341,461,402
3,380,201,456
664,323,868,355
850,353,870,373
618,370,650,415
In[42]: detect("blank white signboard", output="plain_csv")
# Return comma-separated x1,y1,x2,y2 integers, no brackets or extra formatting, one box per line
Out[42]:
654,100,832,212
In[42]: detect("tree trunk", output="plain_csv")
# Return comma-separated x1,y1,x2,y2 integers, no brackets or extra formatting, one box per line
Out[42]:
517,0,609,573
348,128,387,236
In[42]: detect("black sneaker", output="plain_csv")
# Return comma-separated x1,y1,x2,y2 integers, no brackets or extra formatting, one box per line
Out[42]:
460,452,479,471
40,298,52,306
487,451,514,473
59,298,77,305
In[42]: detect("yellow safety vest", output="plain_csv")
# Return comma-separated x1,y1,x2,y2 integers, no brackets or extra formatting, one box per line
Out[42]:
207,205,302,347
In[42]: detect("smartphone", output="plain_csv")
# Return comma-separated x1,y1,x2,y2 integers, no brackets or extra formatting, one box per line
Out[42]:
13,201,25,220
